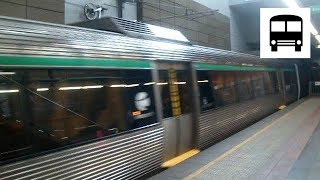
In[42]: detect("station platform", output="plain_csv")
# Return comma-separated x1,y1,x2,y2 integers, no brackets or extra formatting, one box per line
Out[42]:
150,97,320,180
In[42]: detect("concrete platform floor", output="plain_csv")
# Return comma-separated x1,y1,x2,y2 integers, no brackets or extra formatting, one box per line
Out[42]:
150,97,320,180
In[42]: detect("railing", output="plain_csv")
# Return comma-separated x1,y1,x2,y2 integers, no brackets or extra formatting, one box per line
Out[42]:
309,81,320,95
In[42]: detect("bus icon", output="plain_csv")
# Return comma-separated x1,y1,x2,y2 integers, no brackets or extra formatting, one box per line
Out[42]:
270,15,303,52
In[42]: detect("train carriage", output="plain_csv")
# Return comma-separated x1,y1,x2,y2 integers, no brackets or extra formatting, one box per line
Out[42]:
0,16,303,179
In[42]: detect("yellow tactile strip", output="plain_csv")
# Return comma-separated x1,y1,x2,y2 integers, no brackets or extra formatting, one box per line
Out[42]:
162,149,200,168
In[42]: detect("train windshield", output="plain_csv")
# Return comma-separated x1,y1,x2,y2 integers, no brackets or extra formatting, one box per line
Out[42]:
271,21,302,32
287,21,301,32
271,21,286,32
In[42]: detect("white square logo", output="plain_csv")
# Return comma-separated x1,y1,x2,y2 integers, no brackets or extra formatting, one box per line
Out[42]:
260,8,311,58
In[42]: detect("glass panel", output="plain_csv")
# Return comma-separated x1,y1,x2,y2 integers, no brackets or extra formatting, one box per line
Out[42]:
264,72,279,94
0,69,157,162
271,21,286,32
197,70,279,112
158,71,172,118
287,21,301,32
159,69,191,118
251,72,265,97
237,72,253,101
197,71,214,111
210,71,237,107
214,71,237,106
176,71,191,114
284,71,297,94
0,72,31,161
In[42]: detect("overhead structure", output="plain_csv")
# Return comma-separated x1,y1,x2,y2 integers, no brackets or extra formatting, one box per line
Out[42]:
84,3,108,20
74,17,190,44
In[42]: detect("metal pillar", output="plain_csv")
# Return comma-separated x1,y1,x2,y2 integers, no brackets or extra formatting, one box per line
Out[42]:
189,63,201,148
151,62,163,123
294,64,301,100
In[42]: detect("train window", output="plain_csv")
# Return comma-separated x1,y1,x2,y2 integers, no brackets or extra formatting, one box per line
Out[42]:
284,71,297,85
251,72,266,97
158,71,172,118
197,71,237,110
264,72,279,94
197,70,279,112
0,72,32,161
176,71,191,115
211,71,237,106
0,69,157,162
236,72,253,101
197,71,214,111
159,70,191,118
284,71,297,94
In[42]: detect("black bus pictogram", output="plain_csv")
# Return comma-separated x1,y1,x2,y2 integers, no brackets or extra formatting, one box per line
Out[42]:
270,15,303,52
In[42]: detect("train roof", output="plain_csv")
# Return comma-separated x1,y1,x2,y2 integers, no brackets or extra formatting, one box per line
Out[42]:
0,16,295,68
270,15,302,21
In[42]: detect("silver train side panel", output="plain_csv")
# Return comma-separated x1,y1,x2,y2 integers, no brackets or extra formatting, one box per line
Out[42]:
1,126,164,180
198,95,282,149
0,16,274,65
162,114,194,162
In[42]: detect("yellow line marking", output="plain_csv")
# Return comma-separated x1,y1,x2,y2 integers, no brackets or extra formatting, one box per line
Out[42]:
184,101,307,180
279,105,286,110
162,149,200,168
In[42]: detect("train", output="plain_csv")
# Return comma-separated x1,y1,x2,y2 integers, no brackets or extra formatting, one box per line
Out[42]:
0,16,310,179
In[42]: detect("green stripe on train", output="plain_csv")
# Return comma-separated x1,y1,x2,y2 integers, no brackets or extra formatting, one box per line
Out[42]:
282,68,296,72
0,56,151,68
195,63,294,71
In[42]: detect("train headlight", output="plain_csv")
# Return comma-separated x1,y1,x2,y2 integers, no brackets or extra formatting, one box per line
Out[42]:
296,40,301,45
271,40,276,45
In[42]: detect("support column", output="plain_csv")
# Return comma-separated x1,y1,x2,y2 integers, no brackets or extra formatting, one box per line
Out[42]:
294,64,301,100
190,63,201,148
151,62,163,123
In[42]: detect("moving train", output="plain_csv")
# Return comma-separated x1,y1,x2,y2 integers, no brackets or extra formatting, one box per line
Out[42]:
0,16,310,179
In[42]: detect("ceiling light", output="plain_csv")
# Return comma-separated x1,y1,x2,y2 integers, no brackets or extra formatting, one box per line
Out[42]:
198,80,209,83
59,86,82,90
37,88,49,92
125,84,139,88
59,85,103,90
0,89,19,93
110,84,126,88
82,85,103,89
156,82,168,85
0,72,15,75
144,82,156,86
174,82,186,85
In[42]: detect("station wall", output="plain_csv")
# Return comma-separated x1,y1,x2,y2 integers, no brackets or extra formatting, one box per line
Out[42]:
0,0,64,24
142,0,231,50
0,0,231,51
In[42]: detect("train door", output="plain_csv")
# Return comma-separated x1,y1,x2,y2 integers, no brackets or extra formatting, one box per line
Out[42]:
155,62,195,162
